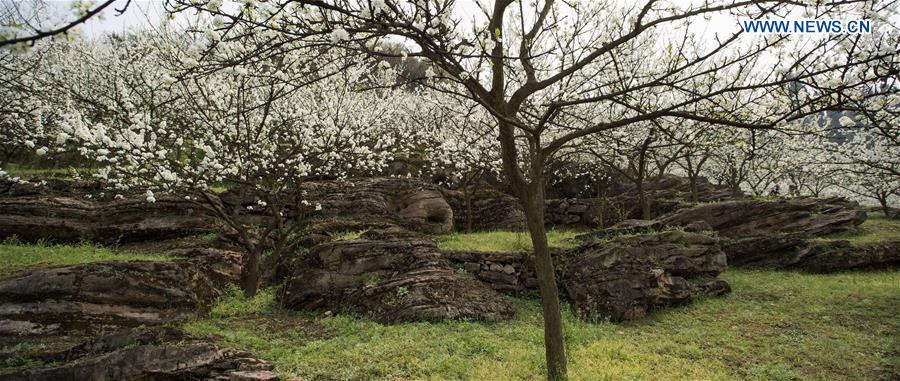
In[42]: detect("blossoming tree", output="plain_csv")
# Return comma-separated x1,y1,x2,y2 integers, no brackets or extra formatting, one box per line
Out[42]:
163,1,898,377
29,30,406,296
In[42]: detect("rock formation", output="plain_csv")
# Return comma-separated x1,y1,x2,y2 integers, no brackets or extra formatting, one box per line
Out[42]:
723,237,900,272
0,327,279,381
0,248,241,337
786,240,900,272
596,197,897,272
656,197,866,238
222,177,456,235
441,187,526,231
443,250,537,294
559,230,730,321
444,230,731,322
442,175,742,231
282,238,517,323
0,179,214,244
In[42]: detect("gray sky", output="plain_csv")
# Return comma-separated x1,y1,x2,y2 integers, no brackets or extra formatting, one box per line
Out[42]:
82,0,167,36
41,0,896,43
35,0,168,38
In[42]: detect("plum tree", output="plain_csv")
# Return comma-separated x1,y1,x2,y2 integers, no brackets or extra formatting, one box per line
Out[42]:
21,30,409,296
162,1,898,378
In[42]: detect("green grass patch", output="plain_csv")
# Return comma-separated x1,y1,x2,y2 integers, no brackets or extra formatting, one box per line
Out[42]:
332,230,366,241
815,212,900,246
0,342,58,372
209,286,277,319
183,269,900,380
1,164,91,179
0,238,170,278
437,230,581,252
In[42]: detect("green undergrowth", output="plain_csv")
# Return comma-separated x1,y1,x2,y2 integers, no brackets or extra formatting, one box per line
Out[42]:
183,269,899,380
815,212,900,246
0,342,59,372
0,237,170,278
1,164,91,179
209,286,278,319
437,230,581,252
331,230,366,242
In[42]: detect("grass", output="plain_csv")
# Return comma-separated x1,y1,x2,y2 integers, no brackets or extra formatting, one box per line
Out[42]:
437,230,581,252
209,286,277,319
184,269,899,380
0,238,170,278
815,212,900,246
332,230,366,241
0,342,59,372
0,164,91,179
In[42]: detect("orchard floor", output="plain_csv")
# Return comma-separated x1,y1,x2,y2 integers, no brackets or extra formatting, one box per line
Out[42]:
2,211,897,380
186,269,899,381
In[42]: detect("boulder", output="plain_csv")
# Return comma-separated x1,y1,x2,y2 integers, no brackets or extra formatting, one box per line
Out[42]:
444,175,742,231
260,178,460,288
719,233,809,267
786,240,900,272
713,233,900,272
657,197,866,238
395,190,454,234
300,178,454,234
551,175,743,227
443,250,536,294
559,230,730,321
641,198,897,272
645,197,898,271
282,238,516,323
442,188,526,231
0,248,241,337
0,180,214,243
0,327,277,381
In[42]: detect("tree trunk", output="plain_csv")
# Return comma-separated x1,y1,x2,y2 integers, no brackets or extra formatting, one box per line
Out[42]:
636,178,651,220
495,117,566,379
879,197,891,218
521,179,567,380
463,185,474,232
689,174,698,202
241,245,261,297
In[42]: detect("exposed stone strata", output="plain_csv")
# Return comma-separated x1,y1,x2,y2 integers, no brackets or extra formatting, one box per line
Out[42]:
222,177,456,235
656,197,866,238
0,179,214,244
0,248,241,337
559,230,730,321
443,250,537,293
441,188,526,231
444,230,731,322
444,175,741,231
0,327,278,381
595,197,895,272
787,240,900,272
723,236,900,272
282,238,517,323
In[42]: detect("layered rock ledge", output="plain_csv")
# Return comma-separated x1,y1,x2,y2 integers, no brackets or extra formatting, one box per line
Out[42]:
560,230,730,321
0,327,279,381
282,238,517,323
0,248,241,337
0,179,214,244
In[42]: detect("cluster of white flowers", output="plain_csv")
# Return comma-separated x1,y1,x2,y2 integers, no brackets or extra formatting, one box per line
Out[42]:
7,29,420,221
2,0,894,215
